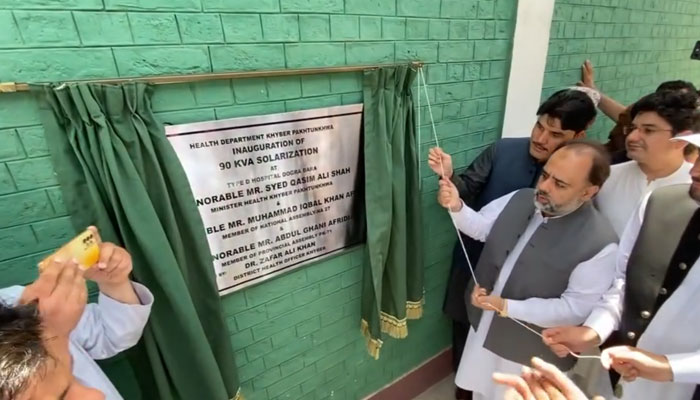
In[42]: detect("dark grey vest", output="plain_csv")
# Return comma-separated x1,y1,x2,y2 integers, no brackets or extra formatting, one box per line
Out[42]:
466,188,618,370
614,184,699,346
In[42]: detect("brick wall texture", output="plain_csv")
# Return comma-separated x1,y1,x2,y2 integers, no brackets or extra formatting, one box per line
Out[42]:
2,0,699,399
542,0,700,141
0,0,515,399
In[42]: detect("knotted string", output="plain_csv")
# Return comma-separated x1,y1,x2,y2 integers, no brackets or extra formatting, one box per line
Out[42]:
416,67,601,362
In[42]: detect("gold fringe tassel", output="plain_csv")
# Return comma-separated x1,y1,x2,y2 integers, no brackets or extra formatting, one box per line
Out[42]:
406,297,425,319
361,295,425,358
361,319,383,359
380,311,408,339
231,388,244,400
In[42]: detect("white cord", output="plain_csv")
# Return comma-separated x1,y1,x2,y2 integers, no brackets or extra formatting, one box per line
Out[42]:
418,68,479,287
417,68,600,362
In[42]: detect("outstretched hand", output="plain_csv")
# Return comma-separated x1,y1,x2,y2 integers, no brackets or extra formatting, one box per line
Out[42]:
493,357,604,400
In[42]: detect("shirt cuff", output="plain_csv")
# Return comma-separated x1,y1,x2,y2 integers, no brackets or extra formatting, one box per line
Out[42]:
98,282,154,311
583,308,617,343
448,200,471,218
667,352,700,384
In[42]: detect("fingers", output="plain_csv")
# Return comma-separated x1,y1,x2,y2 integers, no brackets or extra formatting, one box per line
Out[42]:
610,359,637,379
531,358,573,393
549,344,571,358
471,285,486,305
438,178,456,190
22,258,66,303
600,349,613,370
493,373,532,400
522,367,548,400
532,357,585,398
67,262,88,307
603,346,643,364
97,242,116,270
504,388,527,400
51,260,82,302
622,368,639,382
540,379,567,400
541,327,561,342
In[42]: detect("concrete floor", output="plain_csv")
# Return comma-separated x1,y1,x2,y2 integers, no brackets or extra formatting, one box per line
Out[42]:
412,374,455,400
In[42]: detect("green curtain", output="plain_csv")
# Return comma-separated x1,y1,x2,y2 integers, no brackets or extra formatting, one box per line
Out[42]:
360,66,424,359
35,83,242,400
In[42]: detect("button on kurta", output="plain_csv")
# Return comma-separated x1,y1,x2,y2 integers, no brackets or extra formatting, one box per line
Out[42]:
641,311,651,319
679,262,688,270
627,331,636,340
659,287,668,295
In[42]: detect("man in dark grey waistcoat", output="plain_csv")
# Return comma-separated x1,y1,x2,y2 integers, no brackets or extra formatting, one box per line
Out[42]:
543,134,700,400
428,89,598,400
437,140,618,400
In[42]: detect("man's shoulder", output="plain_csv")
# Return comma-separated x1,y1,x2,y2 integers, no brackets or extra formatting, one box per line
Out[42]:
494,137,530,149
610,160,638,174
605,161,641,186
490,137,531,162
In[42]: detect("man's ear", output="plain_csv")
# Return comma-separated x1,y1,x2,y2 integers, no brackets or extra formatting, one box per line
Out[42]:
582,185,600,201
574,130,586,139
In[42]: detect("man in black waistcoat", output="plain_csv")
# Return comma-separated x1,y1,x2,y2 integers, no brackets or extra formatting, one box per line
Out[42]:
543,133,700,400
427,89,597,399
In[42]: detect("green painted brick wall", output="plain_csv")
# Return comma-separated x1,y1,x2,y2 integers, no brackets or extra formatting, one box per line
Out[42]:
0,0,516,399
543,0,700,141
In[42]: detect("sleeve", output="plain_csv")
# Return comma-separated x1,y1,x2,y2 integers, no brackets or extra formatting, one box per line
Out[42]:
448,191,516,242
507,243,618,328
70,282,154,360
584,194,647,341
667,352,700,383
451,143,496,207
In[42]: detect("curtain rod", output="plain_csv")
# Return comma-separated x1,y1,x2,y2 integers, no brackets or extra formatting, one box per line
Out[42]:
0,61,424,94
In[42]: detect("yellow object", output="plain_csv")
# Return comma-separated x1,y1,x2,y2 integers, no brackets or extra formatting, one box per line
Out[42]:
38,229,100,272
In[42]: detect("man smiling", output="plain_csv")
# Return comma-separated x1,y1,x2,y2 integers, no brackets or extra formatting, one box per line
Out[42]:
595,90,698,236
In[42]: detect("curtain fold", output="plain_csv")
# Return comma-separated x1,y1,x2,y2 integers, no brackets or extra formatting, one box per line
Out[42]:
360,66,424,359
35,82,242,400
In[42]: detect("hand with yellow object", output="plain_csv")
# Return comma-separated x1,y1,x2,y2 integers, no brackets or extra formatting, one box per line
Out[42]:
82,228,141,305
38,227,101,272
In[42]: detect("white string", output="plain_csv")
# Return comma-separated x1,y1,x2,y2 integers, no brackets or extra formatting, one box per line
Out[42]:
416,67,601,362
418,68,479,287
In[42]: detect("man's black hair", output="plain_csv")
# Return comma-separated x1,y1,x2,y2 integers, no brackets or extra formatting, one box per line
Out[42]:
537,89,597,132
630,91,700,136
655,80,698,94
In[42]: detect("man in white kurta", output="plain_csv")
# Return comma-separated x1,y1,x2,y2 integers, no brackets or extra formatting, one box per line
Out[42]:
543,134,700,400
0,237,153,400
595,90,696,236
438,142,618,400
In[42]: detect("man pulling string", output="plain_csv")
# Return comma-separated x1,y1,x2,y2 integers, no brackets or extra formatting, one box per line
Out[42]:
416,67,614,399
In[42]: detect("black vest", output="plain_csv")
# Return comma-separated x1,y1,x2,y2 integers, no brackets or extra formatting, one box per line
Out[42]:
604,185,700,397
467,189,617,370
609,185,700,347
